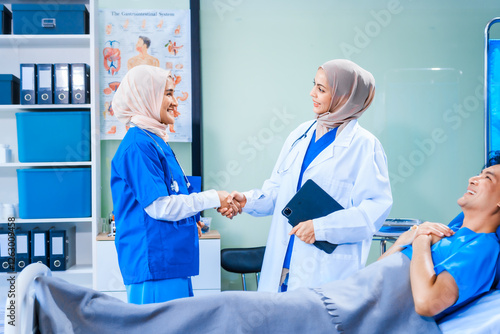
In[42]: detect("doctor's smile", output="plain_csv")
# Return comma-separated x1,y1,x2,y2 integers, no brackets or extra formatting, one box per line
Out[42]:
310,69,333,116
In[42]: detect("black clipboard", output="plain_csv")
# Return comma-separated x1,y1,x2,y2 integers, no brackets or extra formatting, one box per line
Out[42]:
282,179,343,254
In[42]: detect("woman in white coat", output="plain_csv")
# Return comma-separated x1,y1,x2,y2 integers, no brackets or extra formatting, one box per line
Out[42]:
225,59,393,292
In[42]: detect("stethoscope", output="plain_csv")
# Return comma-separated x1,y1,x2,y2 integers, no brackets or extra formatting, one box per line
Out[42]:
135,125,191,193
277,121,317,174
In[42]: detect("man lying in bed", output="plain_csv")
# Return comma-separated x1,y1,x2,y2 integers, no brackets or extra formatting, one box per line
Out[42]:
34,155,500,334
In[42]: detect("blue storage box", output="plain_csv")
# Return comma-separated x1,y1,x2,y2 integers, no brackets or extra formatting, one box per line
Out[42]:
0,74,20,104
12,4,88,35
17,168,91,218
16,111,90,162
0,5,12,34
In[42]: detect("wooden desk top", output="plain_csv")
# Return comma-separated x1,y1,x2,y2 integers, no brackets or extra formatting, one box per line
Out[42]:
96,229,220,241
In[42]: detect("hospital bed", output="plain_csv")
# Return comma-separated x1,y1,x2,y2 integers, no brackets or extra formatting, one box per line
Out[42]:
4,262,500,334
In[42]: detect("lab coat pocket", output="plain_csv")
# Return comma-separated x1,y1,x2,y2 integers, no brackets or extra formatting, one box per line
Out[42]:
318,178,353,209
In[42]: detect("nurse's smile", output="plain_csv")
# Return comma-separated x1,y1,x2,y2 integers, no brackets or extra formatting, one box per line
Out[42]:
160,77,179,125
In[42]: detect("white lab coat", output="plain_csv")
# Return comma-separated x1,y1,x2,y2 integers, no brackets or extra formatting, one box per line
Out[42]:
243,119,392,292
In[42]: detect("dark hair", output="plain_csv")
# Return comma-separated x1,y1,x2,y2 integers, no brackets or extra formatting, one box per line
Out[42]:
487,151,500,167
138,36,151,48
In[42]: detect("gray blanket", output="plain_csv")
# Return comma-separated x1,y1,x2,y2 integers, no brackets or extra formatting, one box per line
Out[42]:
34,277,335,333
34,252,441,334
316,252,442,333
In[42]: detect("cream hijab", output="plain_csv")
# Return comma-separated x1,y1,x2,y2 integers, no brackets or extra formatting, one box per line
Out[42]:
315,59,375,139
112,65,172,142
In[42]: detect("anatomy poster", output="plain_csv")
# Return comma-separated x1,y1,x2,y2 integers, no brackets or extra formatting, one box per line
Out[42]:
99,9,192,142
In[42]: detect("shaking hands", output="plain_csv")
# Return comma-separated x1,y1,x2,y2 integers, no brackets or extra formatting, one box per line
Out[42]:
216,191,247,219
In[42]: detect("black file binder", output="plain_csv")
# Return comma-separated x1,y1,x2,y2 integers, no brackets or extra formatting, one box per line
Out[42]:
70,63,90,104
20,63,36,105
0,231,12,272
282,179,343,254
15,231,30,272
54,63,70,104
49,227,75,271
37,64,53,104
30,229,48,265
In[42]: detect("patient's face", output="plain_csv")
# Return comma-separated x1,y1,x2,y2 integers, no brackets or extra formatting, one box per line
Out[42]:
458,164,500,213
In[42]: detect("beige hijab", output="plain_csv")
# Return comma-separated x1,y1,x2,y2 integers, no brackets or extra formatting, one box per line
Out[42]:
112,65,171,142
316,59,375,139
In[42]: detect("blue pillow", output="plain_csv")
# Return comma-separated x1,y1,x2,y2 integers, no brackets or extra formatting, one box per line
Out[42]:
449,212,500,289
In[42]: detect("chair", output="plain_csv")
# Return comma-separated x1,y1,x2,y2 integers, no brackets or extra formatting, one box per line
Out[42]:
220,246,265,291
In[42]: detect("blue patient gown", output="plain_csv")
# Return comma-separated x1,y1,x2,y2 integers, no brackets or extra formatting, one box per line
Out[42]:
401,227,500,320
111,127,199,304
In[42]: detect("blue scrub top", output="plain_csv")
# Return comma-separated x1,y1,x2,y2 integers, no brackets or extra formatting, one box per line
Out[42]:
110,127,199,285
401,227,500,320
282,128,338,278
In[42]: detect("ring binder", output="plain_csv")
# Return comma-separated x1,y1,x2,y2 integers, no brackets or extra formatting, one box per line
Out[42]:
37,64,53,104
54,63,70,104
31,228,48,265
71,63,90,104
20,63,37,105
15,231,30,272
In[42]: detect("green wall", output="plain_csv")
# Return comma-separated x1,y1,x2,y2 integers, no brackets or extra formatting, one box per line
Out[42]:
100,0,500,291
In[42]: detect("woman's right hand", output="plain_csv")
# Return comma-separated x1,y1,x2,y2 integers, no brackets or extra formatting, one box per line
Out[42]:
217,191,246,219
216,191,241,219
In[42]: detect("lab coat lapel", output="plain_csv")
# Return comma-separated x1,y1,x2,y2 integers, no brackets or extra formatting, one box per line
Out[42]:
306,120,358,170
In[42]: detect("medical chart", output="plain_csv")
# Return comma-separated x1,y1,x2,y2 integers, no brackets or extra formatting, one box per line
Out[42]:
99,9,192,142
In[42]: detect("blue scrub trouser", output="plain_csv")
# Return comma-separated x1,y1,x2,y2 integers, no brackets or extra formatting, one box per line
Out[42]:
126,277,194,304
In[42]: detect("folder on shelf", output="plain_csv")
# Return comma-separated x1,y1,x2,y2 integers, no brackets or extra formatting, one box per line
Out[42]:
0,231,13,272
54,63,70,104
71,63,90,104
49,227,76,271
30,228,48,265
37,63,53,104
15,231,30,272
20,63,37,105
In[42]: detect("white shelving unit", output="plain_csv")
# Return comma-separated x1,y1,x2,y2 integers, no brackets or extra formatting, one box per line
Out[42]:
0,0,100,289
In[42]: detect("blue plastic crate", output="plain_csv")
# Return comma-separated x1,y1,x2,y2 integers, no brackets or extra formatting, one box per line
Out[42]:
16,111,90,162
12,4,88,35
0,74,20,104
17,168,91,219
0,5,12,34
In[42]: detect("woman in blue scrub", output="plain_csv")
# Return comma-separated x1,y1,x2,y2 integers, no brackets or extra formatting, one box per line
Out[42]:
110,65,236,304
225,60,393,292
